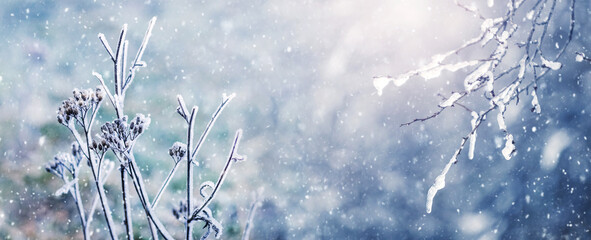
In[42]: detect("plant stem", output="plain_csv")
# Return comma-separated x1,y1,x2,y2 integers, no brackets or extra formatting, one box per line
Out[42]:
151,161,180,209
125,152,174,240
190,129,242,222
72,177,89,240
121,165,133,240
85,128,118,240
186,107,197,240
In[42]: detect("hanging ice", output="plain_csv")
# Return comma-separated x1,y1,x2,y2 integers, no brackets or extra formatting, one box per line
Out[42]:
468,112,479,160
502,134,515,160
531,90,541,113
373,76,391,96
426,149,460,213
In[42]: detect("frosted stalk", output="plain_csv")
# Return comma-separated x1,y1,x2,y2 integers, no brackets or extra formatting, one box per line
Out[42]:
488,0,494,7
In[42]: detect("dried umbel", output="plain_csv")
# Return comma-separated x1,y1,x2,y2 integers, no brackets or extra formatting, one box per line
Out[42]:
168,141,187,163
57,87,104,125
90,137,110,155
99,114,150,153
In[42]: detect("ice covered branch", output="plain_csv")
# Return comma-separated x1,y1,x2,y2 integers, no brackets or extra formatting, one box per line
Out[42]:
374,0,577,213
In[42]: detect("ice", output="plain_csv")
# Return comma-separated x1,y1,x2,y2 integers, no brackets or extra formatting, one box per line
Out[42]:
518,56,526,79
439,92,462,107
540,56,562,70
497,105,507,131
468,112,478,160
502,134,515,160
426,150,459,213
540,130,571,171
373,76,391,96
531,90,541,114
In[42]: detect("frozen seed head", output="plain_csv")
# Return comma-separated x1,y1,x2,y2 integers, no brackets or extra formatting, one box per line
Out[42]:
172,201,189,221
57,87,103,126
168,142,187,163
99,114,150,153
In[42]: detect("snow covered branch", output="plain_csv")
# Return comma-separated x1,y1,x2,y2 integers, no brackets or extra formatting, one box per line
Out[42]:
374,0,577,213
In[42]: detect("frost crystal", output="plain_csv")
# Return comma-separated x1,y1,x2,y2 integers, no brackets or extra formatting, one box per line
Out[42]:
540,56,562,70
439,92,462,108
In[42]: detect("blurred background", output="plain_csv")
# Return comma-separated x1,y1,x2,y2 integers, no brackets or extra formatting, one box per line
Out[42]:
0,0,590,239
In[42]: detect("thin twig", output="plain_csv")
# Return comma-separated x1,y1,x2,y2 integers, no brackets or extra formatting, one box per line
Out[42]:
189,129,243,222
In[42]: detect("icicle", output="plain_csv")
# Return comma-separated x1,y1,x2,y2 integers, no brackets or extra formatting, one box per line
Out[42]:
502,134,515,160
373,76,391,96
468,111,479,160
497,104,507,131
426,150,459,213
531,89,541,113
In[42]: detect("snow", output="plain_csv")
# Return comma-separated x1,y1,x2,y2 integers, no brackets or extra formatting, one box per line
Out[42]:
518,56,526,79
459,213,491,235
464,62,492,92
502,134,515,160
487,0,494,8
497,105,507,131
439,92,462,108
575,52,585,62
373,76,391,96
540,130,571,171
540,56,562,70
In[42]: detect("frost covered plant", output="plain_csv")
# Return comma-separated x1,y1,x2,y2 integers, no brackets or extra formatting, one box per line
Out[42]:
373,0,578,213
47,17,254,240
